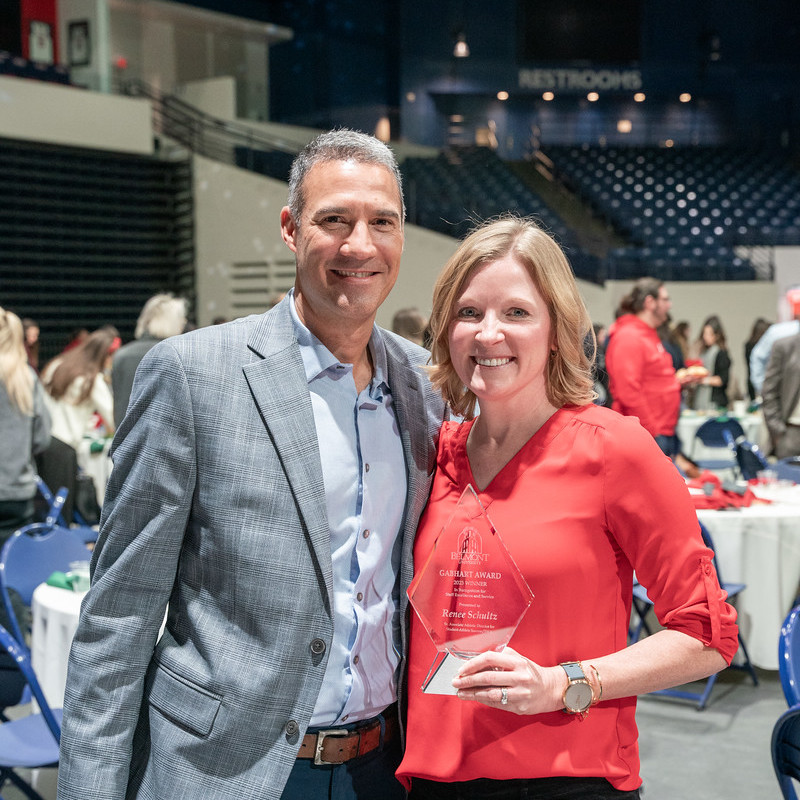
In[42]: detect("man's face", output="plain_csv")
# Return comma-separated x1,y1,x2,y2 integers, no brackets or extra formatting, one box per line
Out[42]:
651,287,672,327
280,159,404,339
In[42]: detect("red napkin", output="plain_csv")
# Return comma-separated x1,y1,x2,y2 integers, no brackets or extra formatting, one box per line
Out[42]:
687,471,760,510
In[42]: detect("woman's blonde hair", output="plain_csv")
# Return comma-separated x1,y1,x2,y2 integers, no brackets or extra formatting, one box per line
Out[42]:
0,307,34,415
428,216,595,418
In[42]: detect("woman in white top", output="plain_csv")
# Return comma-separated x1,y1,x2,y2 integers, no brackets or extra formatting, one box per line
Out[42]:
41,325,118,451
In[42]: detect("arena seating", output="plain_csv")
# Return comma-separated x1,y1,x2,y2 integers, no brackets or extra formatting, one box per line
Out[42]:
401,146,604,283
543,144,800,280
0,136,193,361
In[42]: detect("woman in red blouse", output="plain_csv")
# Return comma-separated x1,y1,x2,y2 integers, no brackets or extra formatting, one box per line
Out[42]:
397,217,739,799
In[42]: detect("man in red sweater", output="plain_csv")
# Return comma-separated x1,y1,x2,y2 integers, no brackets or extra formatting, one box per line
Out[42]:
605,277,683,456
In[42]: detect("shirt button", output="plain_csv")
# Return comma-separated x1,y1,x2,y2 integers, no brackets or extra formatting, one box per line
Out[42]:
310,638,326,655
285,720,299,736
353,655,360,665
342,714,349,722
356,592,363,602
362,529,370,539
365,463,370,472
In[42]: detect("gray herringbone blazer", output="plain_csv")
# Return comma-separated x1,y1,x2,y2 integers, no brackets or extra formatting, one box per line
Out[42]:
57,298,446,800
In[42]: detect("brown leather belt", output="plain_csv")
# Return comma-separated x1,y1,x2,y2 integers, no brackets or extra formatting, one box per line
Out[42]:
297,707,398,765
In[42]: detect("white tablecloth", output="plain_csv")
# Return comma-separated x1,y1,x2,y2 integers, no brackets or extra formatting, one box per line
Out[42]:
76,437,113,506
31,583,86,709
698,495,800,671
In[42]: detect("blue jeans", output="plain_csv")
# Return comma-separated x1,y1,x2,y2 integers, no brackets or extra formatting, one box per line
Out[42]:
280,733,404,800
410,776,641,799
654,434,681,458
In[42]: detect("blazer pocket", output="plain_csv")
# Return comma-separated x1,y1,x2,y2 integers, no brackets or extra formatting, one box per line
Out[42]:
148,662,222,737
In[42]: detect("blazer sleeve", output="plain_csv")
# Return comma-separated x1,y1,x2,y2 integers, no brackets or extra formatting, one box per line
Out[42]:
58,341,196,800
762,341,788,443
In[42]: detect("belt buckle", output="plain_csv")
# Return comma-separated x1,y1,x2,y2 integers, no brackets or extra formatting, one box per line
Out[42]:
314,728,353,765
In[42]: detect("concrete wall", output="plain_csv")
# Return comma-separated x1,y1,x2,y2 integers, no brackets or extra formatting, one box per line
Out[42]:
0,75,152,153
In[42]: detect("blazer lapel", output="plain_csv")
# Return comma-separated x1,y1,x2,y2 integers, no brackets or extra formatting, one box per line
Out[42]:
242,304,333,600
384,337,437,592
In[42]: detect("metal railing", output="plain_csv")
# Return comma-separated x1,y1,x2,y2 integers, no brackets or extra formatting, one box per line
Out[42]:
122,79,299,171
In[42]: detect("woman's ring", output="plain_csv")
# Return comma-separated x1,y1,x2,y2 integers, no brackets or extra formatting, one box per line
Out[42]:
500,687,508,705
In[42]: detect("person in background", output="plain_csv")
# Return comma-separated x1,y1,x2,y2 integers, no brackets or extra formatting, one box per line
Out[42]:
0,307,51,540
586,323,609,406
111,293,188,428
41,325,118,451
21,317,40,371
692,315,731,411
61,327,89,353
38,325,119,522
397,217,737,799
605,278,684,457
761,331,800,459
392,307,428,348
745,317,771,402
749,287,800,397
57,129,447,800
658,315,684,372
670,320,691,364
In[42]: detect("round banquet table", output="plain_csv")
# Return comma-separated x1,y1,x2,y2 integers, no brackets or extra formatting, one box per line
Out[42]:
76,436,113,506
697,485,800,671
31,583,87,709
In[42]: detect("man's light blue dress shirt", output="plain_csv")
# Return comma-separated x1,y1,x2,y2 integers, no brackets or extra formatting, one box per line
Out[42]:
289,292,407,726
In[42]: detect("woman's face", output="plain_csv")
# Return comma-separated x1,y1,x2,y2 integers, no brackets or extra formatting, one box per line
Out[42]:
702,324,716,347
448,255,553,409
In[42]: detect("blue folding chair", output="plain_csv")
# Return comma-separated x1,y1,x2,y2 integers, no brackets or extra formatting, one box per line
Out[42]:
780,606,800,706
772,703,800,799
35,477,98,545
0,622,61,800
691,417,745,474
735,438,769,481
630,521,759,709
0,523,91,648
776,458,800,484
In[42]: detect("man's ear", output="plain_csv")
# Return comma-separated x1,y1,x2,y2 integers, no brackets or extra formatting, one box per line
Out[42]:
280,206,298,253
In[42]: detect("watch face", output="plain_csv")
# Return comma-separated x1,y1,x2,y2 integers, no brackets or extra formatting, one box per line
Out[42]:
565,681,594,712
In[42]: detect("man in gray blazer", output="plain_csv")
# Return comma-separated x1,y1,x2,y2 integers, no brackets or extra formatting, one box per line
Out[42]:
57,130,447,800
762,331,800,459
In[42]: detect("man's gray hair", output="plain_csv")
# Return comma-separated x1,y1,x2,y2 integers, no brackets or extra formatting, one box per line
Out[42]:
287,129,405,224
135,293,188,340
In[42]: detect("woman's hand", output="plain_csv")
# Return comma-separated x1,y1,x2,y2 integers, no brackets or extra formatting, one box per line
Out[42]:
450,648,564,715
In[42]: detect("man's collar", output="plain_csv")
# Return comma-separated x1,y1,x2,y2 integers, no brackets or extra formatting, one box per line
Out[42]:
288,289,388,388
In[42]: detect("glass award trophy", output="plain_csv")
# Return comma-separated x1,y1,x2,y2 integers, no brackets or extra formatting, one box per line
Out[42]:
407,485,534,694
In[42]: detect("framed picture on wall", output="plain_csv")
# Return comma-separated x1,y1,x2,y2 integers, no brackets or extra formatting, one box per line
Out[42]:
29,20,54,64
68,20,91,67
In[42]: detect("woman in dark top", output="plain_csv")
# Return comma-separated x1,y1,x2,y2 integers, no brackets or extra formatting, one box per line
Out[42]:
693,315,731,411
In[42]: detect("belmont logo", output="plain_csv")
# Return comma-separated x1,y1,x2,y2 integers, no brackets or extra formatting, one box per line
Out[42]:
450,526,489,563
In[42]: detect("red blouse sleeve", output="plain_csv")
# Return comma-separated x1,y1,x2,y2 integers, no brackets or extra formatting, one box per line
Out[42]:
601,418,739,664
